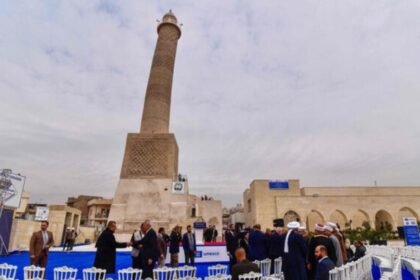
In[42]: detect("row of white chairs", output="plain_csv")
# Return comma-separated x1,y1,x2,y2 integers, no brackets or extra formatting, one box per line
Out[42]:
0,263,285,280
367,245,420,280
368,245,420,263
205,272,282,280
0,264,198,280
252,258,282,277
392,246,420,262
328,254,372,280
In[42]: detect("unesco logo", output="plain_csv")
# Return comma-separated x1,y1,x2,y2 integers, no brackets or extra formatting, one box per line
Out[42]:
174,182,183,192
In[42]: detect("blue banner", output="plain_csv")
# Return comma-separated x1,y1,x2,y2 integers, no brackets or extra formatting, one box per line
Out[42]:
403,217,420,246
269,180,289,189
193,222,207,229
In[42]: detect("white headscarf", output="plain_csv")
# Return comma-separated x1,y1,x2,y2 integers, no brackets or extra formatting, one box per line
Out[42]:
284,221,300,253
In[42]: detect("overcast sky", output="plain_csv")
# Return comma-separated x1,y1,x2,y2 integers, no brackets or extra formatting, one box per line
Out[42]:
1,1,420,207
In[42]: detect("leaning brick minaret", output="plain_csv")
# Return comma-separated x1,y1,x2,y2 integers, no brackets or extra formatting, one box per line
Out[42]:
108,11,189,234
140,10,181,134
119,10,181,180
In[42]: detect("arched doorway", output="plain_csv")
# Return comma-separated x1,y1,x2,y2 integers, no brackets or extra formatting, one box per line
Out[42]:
351,209,370,229
329,210,348,229
306,210,325,231
375,210,394,231
284,210,300,225
397,207,418,227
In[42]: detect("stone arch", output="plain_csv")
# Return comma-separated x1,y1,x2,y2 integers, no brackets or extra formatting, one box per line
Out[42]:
375,210,394,231
283,210,301,225
306,210,325,232
329,210,348,229
397,207,418,227
351,209,370,229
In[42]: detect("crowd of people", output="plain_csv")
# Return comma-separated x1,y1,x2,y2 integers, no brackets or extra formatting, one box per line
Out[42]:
93,221,201,278
224,221,367,280
27,219,367,280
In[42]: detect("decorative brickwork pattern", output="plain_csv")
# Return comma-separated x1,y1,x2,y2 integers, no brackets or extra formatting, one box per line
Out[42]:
128,139,168,176
120,134,178,179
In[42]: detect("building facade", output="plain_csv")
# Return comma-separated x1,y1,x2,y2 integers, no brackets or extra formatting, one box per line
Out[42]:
87,198,112,237
244,179,420,232
66,195,103,225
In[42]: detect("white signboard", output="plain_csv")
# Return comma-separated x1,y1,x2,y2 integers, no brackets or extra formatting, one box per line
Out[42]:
1,170,25,209
172,181,185,194
164,244,229,264
403,217,418,226
35,207,50,221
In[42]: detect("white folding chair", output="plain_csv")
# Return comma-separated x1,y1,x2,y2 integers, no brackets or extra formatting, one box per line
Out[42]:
0,263,17,280
273,257,282,276
401,258,420,280
328,267,338,280
153,266,177,280
82,267,106,280
254,259,271,277
204,276,231,280
208,264,228,276
23,265,45,280
238,272,262,280
261,276,283,280
54,266,78,280
118,267,142,280
177,266,196,278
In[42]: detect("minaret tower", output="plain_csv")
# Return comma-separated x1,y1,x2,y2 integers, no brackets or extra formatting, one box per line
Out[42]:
118,11,181,180
140,10,181,134
108,11,187,233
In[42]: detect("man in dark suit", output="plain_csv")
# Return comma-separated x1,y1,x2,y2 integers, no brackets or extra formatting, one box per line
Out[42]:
231,247,260,280
132,220,158,279
182,225,197,265
248,224,268,261
29,221,54,268
308,224,336,280
225,224,237,268
268,228,284,273
94,221,129,273
169,226,182,267
350,240,366,261
314,245,335,280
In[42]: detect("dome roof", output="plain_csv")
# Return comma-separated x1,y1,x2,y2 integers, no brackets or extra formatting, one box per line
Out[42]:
162,9,178,24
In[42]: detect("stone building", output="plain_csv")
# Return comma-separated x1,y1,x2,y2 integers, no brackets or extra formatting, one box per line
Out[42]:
48,205,81,245
87,198,112,237
243,179,420,232
66,195,103,225
223,204,245,228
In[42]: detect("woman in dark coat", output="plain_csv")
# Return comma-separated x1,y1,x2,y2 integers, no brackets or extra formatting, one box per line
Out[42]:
94,221,128,273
